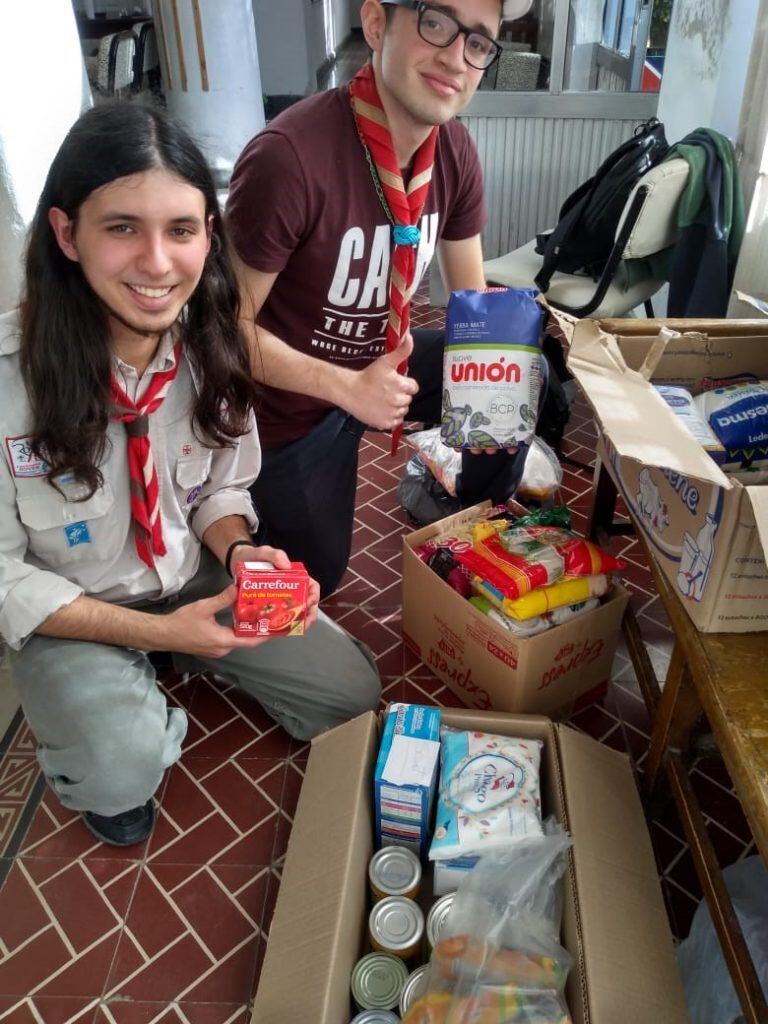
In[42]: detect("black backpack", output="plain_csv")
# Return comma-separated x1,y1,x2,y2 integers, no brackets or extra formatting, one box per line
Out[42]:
534,119,669,292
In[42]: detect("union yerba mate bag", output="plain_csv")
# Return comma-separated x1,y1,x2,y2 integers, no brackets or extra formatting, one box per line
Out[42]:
441,288,544,450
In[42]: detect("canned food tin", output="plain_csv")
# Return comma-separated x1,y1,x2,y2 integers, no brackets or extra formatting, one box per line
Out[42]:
399,964,430,1016
369,896,425,959
369,846,422,901
426,892,455,948
351,952,408,1011
350,1011,401,1023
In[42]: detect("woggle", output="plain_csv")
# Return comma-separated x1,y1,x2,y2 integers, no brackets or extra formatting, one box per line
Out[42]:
393,224,421,246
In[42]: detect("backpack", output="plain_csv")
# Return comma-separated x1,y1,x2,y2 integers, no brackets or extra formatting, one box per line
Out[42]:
536,333,574,449
534,118,669,292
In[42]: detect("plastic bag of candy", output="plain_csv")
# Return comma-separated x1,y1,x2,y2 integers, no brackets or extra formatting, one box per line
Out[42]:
403,826,574,1024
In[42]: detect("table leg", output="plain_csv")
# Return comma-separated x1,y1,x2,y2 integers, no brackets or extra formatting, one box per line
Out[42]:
667,753,768,1024
645,642,702,799
586,457,618,541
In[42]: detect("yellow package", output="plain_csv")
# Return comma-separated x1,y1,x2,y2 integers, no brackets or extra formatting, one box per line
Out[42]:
475,574,609,620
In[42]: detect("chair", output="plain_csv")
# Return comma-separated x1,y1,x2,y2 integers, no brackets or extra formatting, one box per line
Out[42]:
483,157,690,318
95,30,136,95
494,50,541,91
131,20,160,94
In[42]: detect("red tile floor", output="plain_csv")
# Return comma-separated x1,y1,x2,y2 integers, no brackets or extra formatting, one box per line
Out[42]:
0,298,757,1023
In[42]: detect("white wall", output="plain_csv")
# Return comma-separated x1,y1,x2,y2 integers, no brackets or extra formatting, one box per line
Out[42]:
0,2,90,313
253,0,356,98
252,0,313,96
157,0,265,177
657,0,760,144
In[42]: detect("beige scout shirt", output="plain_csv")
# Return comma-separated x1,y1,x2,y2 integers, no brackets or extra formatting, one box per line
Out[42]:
0,309,260,650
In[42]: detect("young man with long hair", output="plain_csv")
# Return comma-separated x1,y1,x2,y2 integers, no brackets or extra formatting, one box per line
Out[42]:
0,103,380,847
227,0,530,597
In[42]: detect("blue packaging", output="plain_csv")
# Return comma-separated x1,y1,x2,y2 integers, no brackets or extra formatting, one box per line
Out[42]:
442,288,544,450
374,703,441,857
694,382,768,468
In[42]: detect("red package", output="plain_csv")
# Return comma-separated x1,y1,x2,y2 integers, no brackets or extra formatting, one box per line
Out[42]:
234,561,310,638
456,527,625,601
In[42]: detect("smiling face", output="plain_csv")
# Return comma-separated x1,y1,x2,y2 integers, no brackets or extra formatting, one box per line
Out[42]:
366,0,501,130
48,167,211,348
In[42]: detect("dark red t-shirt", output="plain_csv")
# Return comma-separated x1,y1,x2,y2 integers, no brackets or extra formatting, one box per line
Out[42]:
226,86,486,449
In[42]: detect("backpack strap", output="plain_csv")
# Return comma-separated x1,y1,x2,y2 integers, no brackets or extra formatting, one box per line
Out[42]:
534,192,590,292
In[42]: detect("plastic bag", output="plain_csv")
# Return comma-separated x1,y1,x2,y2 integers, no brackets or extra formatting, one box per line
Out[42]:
677,856,768,1024
456,527,623,602
403,827,574,1024
693,382,768,470
407,427,463,497
398,454,462,526
517,437,563,502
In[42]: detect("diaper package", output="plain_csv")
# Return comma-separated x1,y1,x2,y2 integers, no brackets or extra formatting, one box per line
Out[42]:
441,288,544,450
654,385,726,464
693,382,768,469
429,729,543,862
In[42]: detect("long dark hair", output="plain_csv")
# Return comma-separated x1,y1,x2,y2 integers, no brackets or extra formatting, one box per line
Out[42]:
21,101,258,496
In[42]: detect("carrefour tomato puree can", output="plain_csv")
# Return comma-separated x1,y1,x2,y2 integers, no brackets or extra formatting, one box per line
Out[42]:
234,561,310,638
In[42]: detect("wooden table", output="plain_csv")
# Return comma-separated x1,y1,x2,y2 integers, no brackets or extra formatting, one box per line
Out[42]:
588,460,768,1023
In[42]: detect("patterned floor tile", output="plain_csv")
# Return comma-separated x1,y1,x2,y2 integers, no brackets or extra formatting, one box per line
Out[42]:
0,308,758,1016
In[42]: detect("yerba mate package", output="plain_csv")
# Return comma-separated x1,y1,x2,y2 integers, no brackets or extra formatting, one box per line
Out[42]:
441,288,544,450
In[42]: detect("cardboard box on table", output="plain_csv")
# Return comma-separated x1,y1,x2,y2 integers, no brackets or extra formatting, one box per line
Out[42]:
401,503,630,716
567,316,768,633
252,709,689,1024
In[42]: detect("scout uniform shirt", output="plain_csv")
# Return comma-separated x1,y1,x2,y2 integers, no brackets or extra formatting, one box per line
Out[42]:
0,309,260,650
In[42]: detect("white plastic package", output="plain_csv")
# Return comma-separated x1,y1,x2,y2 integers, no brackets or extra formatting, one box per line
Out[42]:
517,436,563,501
429,729,543,862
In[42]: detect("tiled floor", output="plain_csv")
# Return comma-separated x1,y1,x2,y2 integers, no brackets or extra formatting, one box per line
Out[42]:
0,297,757,1022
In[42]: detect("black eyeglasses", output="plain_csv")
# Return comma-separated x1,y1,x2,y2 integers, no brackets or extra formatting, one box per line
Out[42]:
381,1,502,71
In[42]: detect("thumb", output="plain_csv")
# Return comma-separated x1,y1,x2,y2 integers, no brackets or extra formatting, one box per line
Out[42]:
205,585,237,613
385,331,414,364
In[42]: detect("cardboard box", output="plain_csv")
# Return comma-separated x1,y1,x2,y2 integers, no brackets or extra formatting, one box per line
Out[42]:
568,318,768,633
401,505,630,716
252,709,689,1024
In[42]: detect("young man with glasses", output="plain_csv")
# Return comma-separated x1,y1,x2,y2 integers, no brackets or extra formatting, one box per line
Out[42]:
227,0,530,597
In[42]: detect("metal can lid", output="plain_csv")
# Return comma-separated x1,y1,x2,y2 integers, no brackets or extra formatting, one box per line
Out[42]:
369,847,422,897
426,892,456,947
399,964,431,1016
351,952,408,1010
350,1011,401,1024
369,897,425,952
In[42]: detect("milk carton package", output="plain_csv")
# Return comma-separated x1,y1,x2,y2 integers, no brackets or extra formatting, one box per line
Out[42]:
654,385,726,465
374,703,441,857
441,288,544,450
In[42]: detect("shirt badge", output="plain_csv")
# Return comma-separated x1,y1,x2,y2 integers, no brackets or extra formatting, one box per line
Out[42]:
5,436,49,478
64,521,91,547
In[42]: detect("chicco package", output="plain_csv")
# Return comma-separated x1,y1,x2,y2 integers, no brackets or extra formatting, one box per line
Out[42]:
693,382,768,469
429,730,543,862
441,288,544,450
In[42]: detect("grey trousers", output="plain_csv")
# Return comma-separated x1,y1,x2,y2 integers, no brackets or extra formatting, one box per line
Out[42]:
9,554,381,817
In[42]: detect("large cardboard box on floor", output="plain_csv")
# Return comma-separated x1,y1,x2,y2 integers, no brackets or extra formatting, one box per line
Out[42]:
568,317,768,633
401,504,630,716
252,709,689,1024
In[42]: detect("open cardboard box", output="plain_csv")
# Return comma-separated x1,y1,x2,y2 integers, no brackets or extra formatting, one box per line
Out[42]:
252,708,689,1023
402,503,630,716
568,317,768,633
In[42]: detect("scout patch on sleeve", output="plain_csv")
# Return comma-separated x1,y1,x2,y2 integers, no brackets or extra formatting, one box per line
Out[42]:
5,436,50,478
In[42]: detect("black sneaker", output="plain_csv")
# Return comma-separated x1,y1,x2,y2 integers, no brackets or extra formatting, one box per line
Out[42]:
81,799,156,847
